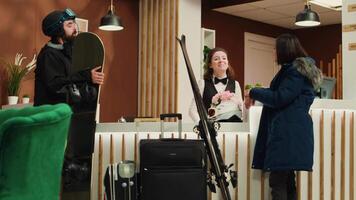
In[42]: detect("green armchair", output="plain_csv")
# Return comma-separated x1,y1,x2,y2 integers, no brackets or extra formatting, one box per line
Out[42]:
0,103,72,200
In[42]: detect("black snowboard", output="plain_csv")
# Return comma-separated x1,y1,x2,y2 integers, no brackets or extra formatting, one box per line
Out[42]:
71,32,105,75
63,32,105,193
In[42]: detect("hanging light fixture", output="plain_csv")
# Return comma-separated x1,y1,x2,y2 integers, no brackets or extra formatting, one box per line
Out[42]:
99,0,124,31
295,0,321,27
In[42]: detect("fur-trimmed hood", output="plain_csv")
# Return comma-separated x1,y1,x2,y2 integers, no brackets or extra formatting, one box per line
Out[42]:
293,57,323,90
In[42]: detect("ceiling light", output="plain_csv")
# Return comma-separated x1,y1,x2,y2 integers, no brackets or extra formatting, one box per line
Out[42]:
99,0,124,31
295,2,321,27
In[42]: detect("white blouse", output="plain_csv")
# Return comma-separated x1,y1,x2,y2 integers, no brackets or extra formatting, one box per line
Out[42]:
188,79,244,123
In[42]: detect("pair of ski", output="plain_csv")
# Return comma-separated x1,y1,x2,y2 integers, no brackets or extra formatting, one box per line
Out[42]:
177,35,237,200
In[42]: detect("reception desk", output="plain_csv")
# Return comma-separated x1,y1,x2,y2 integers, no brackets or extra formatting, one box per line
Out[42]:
91,99,356,200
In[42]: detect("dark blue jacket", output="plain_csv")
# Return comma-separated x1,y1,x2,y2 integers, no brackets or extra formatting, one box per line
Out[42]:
250,62,315,171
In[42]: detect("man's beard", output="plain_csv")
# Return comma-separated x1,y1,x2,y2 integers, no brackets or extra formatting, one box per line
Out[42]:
63,32,77,43
62,32,77,57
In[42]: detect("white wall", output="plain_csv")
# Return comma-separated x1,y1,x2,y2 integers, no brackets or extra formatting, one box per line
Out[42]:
342,0,356,99
177,0,201,122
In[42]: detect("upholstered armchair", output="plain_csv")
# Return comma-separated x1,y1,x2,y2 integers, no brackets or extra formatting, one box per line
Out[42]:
0,103,72,200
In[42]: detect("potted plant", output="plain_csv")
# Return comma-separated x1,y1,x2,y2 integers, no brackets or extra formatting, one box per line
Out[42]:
2,53,36,105
203,45,211,63
244,83,263,90
244,83,263,107
22,94,30,104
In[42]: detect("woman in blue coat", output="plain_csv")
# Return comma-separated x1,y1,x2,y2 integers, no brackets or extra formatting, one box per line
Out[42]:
245,34,322,200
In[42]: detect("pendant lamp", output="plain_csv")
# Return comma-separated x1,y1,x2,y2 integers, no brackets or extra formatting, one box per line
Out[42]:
295,0,321,27
99,0,124,31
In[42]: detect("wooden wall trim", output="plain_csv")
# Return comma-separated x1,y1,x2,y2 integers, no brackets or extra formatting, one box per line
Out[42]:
351,112,355,200
138,0,178,118
319,44,343,99
320,110,324,200
331,111,336,200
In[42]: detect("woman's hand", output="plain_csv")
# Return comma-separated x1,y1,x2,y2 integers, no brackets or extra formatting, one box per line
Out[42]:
230,95,243,111
91,66,104,85
244,89,255,109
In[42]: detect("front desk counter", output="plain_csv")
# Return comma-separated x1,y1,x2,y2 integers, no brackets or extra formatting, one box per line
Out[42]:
91,99,356,200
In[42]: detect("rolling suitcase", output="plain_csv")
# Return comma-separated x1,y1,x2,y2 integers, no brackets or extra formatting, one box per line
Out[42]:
139,113,207,200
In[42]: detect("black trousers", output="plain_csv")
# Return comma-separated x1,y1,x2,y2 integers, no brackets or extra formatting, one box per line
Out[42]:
217,115,242,122
269,171,296,200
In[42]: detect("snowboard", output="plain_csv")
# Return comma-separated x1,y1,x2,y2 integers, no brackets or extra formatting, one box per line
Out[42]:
71,32,105,75
63,32,105,192
69,31,105,156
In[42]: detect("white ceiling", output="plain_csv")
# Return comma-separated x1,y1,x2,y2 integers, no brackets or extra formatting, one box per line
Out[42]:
214,0,341,29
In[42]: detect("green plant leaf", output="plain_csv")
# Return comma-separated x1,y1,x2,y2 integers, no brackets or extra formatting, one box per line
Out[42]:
255,83,262,88
4,62,28,96
245,84,253,90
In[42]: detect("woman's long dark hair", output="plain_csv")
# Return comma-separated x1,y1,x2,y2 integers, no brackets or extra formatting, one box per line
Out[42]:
276,33,308,65
203,47,235,80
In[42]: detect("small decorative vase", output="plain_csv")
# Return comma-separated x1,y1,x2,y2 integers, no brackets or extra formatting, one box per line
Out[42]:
22,97,30,104
8,96,19,105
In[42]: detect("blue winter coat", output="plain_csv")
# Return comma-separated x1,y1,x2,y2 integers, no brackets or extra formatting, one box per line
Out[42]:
250,62,315,171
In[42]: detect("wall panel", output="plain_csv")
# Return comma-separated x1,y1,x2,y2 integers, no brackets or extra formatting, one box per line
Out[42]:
138,0,178,118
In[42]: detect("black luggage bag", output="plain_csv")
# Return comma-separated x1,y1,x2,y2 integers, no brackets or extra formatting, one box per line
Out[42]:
139,113,207,200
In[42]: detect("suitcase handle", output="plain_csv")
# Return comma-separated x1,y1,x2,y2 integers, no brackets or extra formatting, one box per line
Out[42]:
160,113,182,139
160,113,182,120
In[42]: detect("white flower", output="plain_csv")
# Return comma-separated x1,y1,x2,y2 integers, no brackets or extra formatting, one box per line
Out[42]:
14,53,36,74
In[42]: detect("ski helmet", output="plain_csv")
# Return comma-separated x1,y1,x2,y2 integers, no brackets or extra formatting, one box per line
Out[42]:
42,8,76,37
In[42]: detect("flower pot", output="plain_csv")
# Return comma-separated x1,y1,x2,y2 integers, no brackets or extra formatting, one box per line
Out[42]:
22,97,30,104
8,96,19,105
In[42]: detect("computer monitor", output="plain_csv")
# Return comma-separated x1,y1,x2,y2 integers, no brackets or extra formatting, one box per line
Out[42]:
319,77,336,99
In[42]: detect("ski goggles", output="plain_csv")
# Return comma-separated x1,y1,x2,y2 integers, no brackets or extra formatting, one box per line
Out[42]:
61,8,76,22
46,8,77,35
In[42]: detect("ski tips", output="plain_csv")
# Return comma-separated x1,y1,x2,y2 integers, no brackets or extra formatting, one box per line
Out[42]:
176,34,186,44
